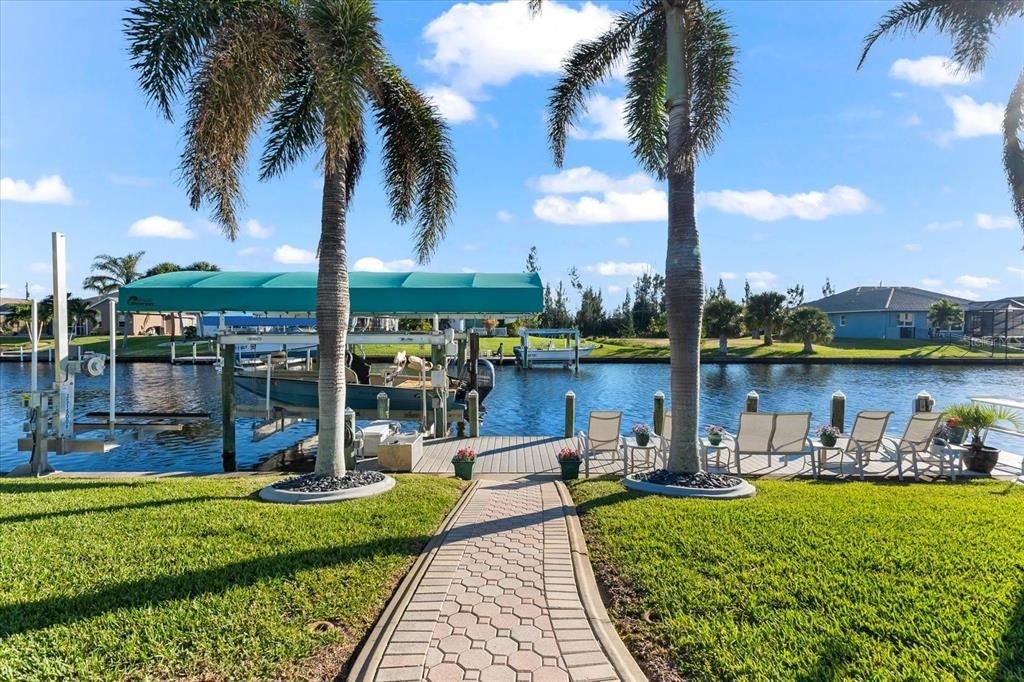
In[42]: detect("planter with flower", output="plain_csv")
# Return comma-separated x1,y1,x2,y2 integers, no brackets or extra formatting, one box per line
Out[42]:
557,447,581,480
706,425,726,446
816,424,841,448
632,423,653,447
452,447,476,480
936,416,966,445
943,403,1022,473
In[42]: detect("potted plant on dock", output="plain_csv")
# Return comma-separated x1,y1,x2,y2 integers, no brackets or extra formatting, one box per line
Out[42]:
632,423,653,447
816,424,841,448
706,425,726,447
944,403,1022,474
557,448,581,481
937,416,966,445
452,447,477,481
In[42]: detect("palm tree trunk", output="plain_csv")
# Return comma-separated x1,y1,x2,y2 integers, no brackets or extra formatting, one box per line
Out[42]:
718,333,728,355
803,336,813,353
314,153,350,477
664,2,702,474
764,327,773,346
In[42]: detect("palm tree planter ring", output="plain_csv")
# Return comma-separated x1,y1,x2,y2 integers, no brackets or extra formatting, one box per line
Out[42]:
259,471,395,504
623,470,756,499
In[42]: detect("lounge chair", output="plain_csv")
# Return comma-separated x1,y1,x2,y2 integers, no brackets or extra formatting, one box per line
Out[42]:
578,411,624,477
769,412,815,473
883,412,948,480
822,410,893,479
717,412,812,474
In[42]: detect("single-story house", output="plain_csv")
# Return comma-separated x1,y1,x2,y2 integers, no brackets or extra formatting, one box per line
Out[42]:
87,294,197,337
806,286,972,340
965,296,1024,340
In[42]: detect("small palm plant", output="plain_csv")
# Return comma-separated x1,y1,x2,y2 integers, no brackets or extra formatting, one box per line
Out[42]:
927,299,964,335
943,403,1022,452
703,296,743,355
82,252,146,295
125,0,457,480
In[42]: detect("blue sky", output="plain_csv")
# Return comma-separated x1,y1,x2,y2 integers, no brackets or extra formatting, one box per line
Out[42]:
2,0,1022,309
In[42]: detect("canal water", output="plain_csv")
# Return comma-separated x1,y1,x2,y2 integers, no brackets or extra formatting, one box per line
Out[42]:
1,361,1020,473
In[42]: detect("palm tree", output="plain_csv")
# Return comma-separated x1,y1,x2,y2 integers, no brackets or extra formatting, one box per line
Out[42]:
543,0,737,473
83,252,146,295
928,298,964,334
859,0,1024,232
144,262,182,278
745,291,787,346
184,261,220,272
67,297,100,336
703,296,742,355
125,0,456,478
783,306,834,353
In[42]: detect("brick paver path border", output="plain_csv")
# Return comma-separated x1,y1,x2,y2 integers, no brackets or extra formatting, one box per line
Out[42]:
365,480,626,681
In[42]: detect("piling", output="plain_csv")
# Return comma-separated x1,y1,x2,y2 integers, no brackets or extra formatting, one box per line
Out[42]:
914,391,934,413
432,396,447,439
831,391,846,432
564,390,575,438
377,391,390,419
345,407,357,470
170,342,176,364
745,390,759,412
468,389,480,437
653,391,666,435
221,344,236,466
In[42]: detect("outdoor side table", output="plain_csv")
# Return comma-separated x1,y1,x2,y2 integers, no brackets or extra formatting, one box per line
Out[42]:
810,438,840,479
700,437,731,471
624,436,660,474
936,441,966,481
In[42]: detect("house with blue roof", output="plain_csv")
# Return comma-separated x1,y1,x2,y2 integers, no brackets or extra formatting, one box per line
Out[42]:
806,286,972,340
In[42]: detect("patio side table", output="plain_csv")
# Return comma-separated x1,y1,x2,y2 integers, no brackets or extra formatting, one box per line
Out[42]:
624,436,660,474
700,438,732,471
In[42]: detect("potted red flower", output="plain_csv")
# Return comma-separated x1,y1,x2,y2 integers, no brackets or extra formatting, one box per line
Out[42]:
452,447,476,480
557,447,581,481
944,404,1022,473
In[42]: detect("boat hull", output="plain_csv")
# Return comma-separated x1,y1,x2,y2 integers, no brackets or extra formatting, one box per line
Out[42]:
512,345,596,364
234,372,455,412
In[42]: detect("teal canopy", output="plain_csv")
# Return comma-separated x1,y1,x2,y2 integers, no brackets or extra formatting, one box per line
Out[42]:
117,271,543,318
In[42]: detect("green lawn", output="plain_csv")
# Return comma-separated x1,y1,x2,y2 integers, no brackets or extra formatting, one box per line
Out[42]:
0,335,187,357
0,475,464,681
569,479,1024,681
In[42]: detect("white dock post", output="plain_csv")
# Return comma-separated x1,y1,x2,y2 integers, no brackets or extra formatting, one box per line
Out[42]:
564,390,575,438
746,390,759,412
108,298,116,438
377,391,390,419
574,332,580,375
192,343,197,364
468,390,479,437
170,341,176,364
19,345,24,363
914,391,933,413
831,391,846,431
265,356,273,418
653,391,666,435
30,301,38,392
76,345,82,360
306,348,312,371
47,347,53,363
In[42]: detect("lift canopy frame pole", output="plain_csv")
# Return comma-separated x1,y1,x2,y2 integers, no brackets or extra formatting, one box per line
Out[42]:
108,298,116,439
30,299,38,392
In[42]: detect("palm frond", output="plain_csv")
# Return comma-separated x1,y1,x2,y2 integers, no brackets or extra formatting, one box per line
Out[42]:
368,61,457,262
180,4,298,238
124,0,241,119
625,14,667,178
547,6,656,167
259,63,321,181
686,4,738,167
858,0,1024,73
1004,68,1024,236
528,0,543,17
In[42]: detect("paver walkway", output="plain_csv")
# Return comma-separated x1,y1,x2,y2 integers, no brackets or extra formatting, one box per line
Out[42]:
367,480,625,681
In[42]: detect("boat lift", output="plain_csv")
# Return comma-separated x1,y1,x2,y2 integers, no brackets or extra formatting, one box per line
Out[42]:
516,328,583,374
11,233,210,477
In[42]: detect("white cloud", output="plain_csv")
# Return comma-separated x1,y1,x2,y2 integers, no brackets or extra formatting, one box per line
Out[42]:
128,215,196,240
352,257,416,272
719,272,738,281
422,1,616,98
943,287,980,299
29,261,49,273
975,213,1014,230
273,244,317,265
926,219,963,231
424,85,477,123
584,261,652,276
109,173,155,187
904,113,922,127
534,190,666,225
496,210,514,223
697,185,872,221
614,236,631,247
945,95,1001,138
1007,266,1024,277
889,56,974,87
536,167,654,194
1,175,73,204
532,167,664,225
921,278,944,288
607,284,623,294
955,274,998,289
904,243,922,252
244,218,272,239
0,282,8,292
746,271,777,290
570,94,627,141
28,283,48,296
